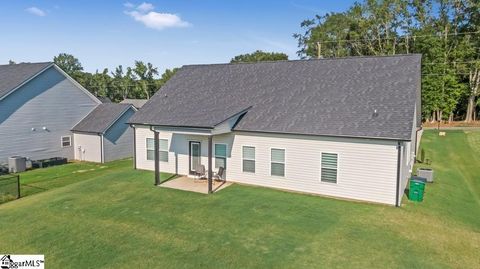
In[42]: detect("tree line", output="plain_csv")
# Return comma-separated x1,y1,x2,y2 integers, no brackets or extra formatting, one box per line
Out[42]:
293,0,479,122
52,53,178,102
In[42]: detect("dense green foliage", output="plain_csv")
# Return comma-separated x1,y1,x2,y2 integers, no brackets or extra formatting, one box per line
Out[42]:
294,0,480,122
0,130,479,268
230,50,288,63
53,54,178,102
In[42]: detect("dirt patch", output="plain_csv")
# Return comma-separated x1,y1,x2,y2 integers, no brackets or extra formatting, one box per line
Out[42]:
73,168,95,174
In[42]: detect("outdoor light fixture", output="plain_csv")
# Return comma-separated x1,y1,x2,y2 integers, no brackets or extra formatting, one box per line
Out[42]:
31,127,36,131
42,126,48,131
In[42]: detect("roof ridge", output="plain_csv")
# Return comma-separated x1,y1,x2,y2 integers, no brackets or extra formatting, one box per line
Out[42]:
0,61,53,67
181,54,422,68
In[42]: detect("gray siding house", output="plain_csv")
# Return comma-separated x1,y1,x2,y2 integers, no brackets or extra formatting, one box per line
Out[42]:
129,55,422,206
0,62,135,164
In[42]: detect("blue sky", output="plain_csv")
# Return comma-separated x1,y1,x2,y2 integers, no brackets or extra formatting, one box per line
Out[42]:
0,1,354,73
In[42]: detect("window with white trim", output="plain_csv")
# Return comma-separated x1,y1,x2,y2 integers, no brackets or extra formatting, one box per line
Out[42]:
215,144,227,169
321,153,338,183
61,136,71,147
271,148,285,177
146,138,154,160
242,146,255,173
159,139,168,162
146,138,168,162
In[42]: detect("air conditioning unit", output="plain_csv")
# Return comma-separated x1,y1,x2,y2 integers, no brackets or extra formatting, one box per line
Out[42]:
8,156,27,173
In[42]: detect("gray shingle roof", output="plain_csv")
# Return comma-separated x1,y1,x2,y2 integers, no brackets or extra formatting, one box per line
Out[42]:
130,55,421,140
72,103,133,134
0,62,53,99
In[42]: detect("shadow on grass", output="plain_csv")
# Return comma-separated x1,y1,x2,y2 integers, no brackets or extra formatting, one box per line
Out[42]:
160,174,180,184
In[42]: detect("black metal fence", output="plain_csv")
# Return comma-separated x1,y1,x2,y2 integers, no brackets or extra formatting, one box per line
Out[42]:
0,175,20,203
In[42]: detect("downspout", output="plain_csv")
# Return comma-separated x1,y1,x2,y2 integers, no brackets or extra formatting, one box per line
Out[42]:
395,141,402,207
132,125,137,169
414,127,423,158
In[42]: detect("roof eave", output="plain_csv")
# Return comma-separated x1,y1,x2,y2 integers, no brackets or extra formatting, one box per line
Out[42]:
233,129,411,142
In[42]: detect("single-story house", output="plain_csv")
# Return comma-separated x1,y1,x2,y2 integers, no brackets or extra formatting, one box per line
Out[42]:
129,55,422,206
71,103,136,163
0,62,135,164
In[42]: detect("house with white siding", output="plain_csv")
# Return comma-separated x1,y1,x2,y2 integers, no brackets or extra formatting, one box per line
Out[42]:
129,55,422,206
0,62,135,165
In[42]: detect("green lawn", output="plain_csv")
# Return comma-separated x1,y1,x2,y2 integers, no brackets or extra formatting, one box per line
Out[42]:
0,130,479,268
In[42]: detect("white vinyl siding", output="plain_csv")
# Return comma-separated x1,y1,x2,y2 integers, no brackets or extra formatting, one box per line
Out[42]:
134,126,400,205
73,133,102,163
146,138,168,162
227,132,399,205
321,153,338,183
215,144,227,169
134,126,233,177
61,136,72,147
271,148,285,177
242,146,255,173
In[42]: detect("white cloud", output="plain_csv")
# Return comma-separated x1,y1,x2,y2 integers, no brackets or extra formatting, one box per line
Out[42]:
137,2,154,12
124,2,135,8
124,3,190,30
25,7,46,17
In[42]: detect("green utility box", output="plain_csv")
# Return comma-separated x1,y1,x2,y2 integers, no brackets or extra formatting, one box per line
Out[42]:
409,176,426,202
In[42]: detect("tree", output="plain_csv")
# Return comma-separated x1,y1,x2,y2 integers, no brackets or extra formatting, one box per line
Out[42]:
111,65,136,102
53,53,83,76
294,0,478,122
50,53,178,101
132,61,159,99
8,60,15,65
460,0,480,122
87,68,112,98
230,50,288,63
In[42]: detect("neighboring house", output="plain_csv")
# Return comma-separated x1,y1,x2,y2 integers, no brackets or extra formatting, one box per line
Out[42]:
71,103,136,163
129,55,422,206
0,62,135,164
120,98,148,109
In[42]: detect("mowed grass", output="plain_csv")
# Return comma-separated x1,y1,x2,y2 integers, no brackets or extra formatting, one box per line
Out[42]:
0,130,479,268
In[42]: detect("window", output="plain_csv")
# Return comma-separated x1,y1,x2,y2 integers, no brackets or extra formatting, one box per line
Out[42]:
61,136,71,147
271,148,285,177
321,153,338,183
242,146,255,173
146,138,154,160
159,139,168,162
146,138,168,162
215,144,227,169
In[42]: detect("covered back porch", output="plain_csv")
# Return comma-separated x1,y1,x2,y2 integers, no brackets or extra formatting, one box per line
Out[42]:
150,125,233,194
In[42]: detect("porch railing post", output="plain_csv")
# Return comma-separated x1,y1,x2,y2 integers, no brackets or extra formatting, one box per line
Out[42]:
208,135,213,193
154,130,160,186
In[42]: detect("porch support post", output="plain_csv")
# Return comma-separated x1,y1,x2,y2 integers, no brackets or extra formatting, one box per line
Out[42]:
208,135,213,194
154,130,160,186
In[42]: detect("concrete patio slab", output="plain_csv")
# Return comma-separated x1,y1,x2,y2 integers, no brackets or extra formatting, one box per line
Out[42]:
159,176,232,194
